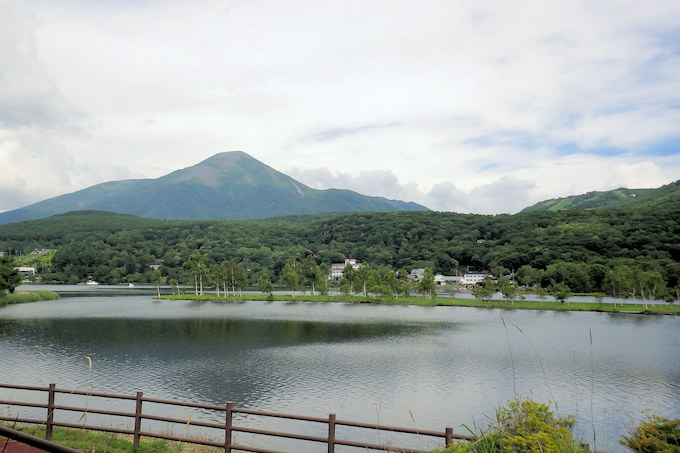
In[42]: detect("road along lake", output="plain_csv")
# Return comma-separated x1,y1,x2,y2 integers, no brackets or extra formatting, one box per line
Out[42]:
1,294,678,452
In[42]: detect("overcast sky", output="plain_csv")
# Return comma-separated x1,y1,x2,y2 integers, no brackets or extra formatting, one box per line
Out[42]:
1,0,679,215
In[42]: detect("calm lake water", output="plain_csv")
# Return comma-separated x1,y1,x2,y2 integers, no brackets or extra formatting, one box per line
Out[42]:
1,294,678,452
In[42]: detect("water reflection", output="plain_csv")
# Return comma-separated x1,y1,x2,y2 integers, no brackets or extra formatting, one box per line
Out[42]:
0,297,678,453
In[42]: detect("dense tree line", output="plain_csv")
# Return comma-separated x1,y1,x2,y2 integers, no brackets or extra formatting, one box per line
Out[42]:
1,205,678,299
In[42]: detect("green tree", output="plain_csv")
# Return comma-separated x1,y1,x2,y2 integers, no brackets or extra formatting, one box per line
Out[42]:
516,265,539,287
603,265,635,300
150,269,162,297
230,263,248,296
220,260,236,295
301,255,320,295
355,264,371,297
364,269,380,297
497,276,517,303
256,275,274,294
383,271,400,297
183,252,206,295
339,278,351,297
417,267,436,298
280,258,300,296
168,278,179,295
342,263,356,294
472,278,495,301
210,263,226,297
635,270,667,304
317,262,330,295
397,268,412,296
550,282,573,304
0,255,22,294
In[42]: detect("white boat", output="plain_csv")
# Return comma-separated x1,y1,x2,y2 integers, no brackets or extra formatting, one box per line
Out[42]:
86,280,99,285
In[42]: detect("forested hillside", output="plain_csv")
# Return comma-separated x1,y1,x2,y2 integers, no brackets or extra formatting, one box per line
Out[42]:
1,205,678,299
521,180,680,212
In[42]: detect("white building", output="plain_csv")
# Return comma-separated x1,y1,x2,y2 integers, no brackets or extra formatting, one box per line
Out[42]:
462,272,493,285
408,268,425,282
17,266,37,280
329,259,360,281
435,275,464,286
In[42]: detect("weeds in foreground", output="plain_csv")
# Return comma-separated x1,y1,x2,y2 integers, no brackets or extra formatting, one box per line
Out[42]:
433,396,588,453
0,425,220,453
621,413,680,452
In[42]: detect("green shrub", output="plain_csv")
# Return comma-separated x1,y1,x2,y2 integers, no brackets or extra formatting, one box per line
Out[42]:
435,397,587,453
621,414,680,453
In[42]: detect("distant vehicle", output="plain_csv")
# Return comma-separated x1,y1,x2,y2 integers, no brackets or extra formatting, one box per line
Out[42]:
86,280,99,285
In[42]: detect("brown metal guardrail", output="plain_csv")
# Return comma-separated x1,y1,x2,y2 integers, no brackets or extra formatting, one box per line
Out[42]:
0,382,469,453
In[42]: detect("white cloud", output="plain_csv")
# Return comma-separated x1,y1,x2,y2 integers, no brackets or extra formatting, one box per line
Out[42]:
609,161,669,189
289,167,535,214
1,0,679,214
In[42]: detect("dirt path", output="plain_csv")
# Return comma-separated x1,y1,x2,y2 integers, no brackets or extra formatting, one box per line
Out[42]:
1,440,51,453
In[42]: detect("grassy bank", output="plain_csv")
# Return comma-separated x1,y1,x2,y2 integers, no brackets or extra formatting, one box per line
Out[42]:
158,293,680,315
0,424,219,453
0,290,61,306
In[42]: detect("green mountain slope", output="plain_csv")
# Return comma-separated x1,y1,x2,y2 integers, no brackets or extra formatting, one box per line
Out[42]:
2,206,678,295
0,151,427,224
520,180,680,212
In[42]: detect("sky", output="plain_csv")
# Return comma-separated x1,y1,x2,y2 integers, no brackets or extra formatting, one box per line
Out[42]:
1,0,679,215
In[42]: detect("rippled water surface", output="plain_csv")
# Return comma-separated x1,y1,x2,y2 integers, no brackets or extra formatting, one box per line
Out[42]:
1,296,679,452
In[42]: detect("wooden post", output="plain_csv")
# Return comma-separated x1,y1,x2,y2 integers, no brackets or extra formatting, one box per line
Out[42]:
225,402,234,453
328,413,336,453
46,383,56,441
133,392,143,452
445,426,454,448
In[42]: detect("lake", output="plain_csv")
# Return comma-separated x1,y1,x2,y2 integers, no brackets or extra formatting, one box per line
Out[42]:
1,294,678,452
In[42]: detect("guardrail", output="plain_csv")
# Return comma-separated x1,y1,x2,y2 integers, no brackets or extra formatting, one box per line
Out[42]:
0,383,468,453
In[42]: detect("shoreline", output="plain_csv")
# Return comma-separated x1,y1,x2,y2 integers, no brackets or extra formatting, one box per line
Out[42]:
156,293,680,315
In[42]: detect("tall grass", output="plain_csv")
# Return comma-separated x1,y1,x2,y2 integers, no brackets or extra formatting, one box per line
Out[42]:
0,290,60,305
0,424,218,453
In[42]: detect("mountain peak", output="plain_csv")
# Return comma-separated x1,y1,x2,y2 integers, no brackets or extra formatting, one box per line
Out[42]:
0,152,428,224
165,151,257,187
202,151,252,167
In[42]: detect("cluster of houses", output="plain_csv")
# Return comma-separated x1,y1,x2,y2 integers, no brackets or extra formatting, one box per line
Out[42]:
2,248,50,282
329,259,492,288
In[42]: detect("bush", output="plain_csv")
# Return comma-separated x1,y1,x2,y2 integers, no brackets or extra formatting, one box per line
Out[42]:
436,397,587,453
621,414,680,453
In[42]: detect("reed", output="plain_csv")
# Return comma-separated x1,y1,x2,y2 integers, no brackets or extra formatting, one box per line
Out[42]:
0,291,60,305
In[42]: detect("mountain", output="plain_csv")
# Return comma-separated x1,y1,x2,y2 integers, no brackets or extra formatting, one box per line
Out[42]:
520,180,680,212
0,151,428,224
